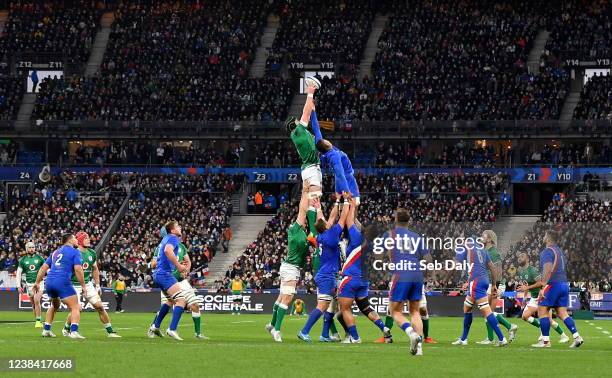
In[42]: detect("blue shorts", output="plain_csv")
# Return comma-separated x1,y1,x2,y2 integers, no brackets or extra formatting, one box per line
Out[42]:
390,279,423,302
45,279,77,300
153,271,178,292
338,276,368,299
539,282,569,307
315,275,336,299
467,279,489,301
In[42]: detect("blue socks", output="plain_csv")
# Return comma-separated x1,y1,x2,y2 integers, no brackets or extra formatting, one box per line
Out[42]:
311,111,323,143
153,303,171,329
486,313,504,340
461,312,473,341
44,323,51,331
301,308,323,335
348,325,360,340
374,319,385,332
70,323,79,333
563,317,578,334
169,305,184,331
322,311,333,338
540,316,551,337
400,322,411,332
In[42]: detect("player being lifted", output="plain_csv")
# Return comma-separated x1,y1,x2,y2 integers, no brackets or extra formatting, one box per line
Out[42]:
17,242,46,328
531,230,583,348
148,221,189,341
337,198,392,343
62,232,120,337
285,77,322,200
150,226,206,339
452,236,508,346
385,209,431,355
515,252,569,344
33,234,87,339
476,230,518,345
266,182,314,342
298,194,350,342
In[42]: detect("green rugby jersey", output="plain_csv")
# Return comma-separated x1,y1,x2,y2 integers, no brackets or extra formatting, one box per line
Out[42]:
517,265,541,298
290,122,320,169
72,248,97,285
285,222,309,268
18,254,45,284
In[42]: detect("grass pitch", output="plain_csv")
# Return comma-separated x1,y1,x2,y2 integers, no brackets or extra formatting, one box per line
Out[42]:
0,311,609,377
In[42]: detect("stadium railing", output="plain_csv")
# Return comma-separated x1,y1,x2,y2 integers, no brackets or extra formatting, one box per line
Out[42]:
23,120,612,137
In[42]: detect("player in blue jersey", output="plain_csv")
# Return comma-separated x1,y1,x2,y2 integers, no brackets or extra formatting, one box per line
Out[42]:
337,198,392,343
385,208,432,356
452,236,508,346
33,234,87,339
531,230,583,348
147,220,189,341
310,110,360,204
298,196,351,342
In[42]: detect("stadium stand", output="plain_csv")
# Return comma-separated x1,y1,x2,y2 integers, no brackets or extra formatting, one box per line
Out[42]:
0,76,25,120
1,0,100,66
316,0,569,122
573,74,612,120
524,142,612,165
32,0,292,122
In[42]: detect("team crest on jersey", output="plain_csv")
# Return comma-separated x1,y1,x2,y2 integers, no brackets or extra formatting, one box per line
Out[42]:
29,264,36,270
83,262,89,269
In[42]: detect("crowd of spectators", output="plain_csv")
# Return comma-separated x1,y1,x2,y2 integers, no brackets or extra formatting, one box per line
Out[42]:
268,0,376,71
525,142,612,165
0,75,25,121
67,141,242,166
32,0,292,122
316,0,568,122
252,140,299,167
0,141,18,165
1,1,100,66
371,142,423,167
573,74,612,120
228,172,507,290
503,197,611,283
543,0,610,62
431,142,498,167
0,189,122,259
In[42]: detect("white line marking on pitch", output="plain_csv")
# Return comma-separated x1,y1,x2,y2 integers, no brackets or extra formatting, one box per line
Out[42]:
596,327,602,330
231,321,255,324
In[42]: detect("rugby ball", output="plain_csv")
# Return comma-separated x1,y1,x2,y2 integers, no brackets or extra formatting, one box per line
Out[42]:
305,76,321,90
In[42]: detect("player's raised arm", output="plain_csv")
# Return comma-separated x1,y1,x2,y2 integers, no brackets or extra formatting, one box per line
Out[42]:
326,197,340,228
296,180,311,227
310,110,323,144
337,200,350,229
346,197,357,228
299,85,316,125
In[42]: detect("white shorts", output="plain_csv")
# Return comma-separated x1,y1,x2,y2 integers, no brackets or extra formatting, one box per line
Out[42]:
161,279,200,306
526,297,539,308
279,262,300,295
26,281,44,297
75,281,101,305
301,165,322,188
487,283,506,298
419,286,427,309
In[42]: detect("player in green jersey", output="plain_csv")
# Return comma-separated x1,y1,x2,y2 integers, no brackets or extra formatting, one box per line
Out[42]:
150,227,206,339
285,81,322,200
516,252,569,343
266,182,317,342
477,230,519,345
16,242,46,328
62,232,120,338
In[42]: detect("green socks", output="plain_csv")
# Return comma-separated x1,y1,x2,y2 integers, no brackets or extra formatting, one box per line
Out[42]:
496,313,513,330
271,302,279,327
384,315,394,329
553,322,564,335
36,316,41,322
275,304,288,331
527,316,541,328
64,322,71,331
192,313,201,334
423,318,429,338
104,323,115,334
486,320,494,341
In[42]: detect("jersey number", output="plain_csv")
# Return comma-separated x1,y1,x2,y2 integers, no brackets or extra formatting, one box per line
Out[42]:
55,254,63,266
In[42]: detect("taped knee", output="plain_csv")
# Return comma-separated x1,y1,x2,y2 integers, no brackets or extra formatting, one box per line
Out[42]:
356,297,373,317
171,291,185,301
464,298,474,309
478,302,490,310
317,293,333,302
